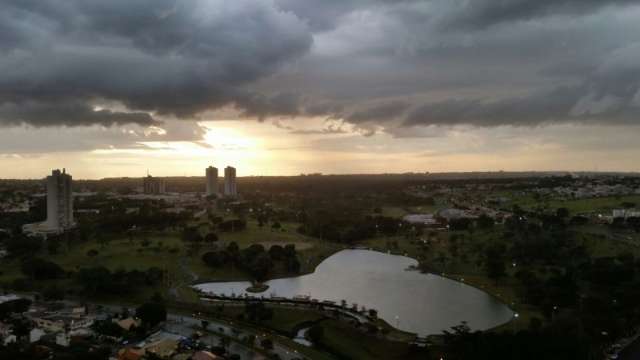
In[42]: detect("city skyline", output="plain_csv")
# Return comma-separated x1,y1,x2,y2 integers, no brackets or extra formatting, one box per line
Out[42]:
2,2,640,358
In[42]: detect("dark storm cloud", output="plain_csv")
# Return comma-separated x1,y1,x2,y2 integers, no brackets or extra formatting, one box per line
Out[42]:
2,0,640,132
443,0,639,29
402,40,640,127
237,92,302,120
0,101,158,128
347,101,410,123
0,0,312,127
405,86,585,127
275,0,640,131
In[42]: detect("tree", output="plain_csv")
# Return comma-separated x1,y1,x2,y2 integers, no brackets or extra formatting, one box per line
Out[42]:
260,338,274,351
247,252,273,281
77,267,113,295
5,235,42,256
43,285,65,301
268,245,285,260
47,238,61,254
135,302,167,328
182,226,203,243
283,244,296,258
307,325,324,343
476,214,495,229
485,244,507,285
202,251,229,268
227,242,240,262
556,207,570,219
204,232,219,243
21,257,65,280
0,298,31,318
285,257,301,274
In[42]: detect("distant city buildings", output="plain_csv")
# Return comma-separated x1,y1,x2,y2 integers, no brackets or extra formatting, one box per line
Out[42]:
143,174,166,195
23,169,75,235
224,166,237,197
205,166,218,197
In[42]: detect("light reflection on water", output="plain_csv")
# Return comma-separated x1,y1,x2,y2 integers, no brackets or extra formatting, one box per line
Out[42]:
195,249,513,336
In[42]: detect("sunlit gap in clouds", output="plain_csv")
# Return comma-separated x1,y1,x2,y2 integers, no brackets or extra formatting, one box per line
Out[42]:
90,122,269,176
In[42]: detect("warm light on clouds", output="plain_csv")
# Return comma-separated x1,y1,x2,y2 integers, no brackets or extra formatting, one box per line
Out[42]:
201,125,259,150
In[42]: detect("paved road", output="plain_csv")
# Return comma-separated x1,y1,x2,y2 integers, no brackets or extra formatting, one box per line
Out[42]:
166,313,306,360
165,315,265,360
100,304,307,360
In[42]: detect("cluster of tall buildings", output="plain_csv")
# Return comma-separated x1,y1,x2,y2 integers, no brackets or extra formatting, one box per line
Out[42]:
23,165,239,236
23,169,75,235
142,166,237,198
206,166,237,198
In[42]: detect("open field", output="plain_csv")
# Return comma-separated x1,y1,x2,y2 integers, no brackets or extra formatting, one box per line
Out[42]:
317,319,425,360
501,193,640,214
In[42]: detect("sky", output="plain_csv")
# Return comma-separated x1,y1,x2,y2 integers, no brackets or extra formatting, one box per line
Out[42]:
1,0,640,179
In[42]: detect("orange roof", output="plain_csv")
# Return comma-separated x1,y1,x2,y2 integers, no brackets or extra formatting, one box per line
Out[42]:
192,351,218,360
117,348,145,360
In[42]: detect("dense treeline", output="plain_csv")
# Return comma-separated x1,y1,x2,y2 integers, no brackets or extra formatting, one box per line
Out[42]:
441,321,592,360
298,214,407,244
470,206,640,355
202,242,300,281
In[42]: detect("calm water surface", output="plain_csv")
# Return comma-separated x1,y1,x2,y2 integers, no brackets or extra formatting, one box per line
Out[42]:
195,249,513,336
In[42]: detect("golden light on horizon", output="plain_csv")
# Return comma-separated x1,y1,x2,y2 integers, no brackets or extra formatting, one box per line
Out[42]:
201,125,258,150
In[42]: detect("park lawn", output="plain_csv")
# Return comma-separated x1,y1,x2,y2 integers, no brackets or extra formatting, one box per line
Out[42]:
0,260,23,284
218,220,317,248
0,233,186,290
317,319,426,360
48,233,185,273
7,218,333,286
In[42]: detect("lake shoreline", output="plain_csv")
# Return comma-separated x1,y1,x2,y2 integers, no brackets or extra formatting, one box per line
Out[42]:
194,249,514,336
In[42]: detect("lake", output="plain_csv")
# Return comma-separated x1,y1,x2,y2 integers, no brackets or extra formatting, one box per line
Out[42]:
194,249,514,336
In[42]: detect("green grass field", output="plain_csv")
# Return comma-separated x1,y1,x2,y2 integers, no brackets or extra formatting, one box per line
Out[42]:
317,319,426,360
0,217,342,305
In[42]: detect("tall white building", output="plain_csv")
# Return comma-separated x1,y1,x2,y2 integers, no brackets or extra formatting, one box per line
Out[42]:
24,169,75,235
205,166,218,197
224,166,237,197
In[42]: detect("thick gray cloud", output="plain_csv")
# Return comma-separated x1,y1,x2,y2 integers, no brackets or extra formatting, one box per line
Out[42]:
0,101,157,128
0,0,311,127
442,0,639,29
405,41,640,127
237,92,302,120
1,0,640,132
264,0,640,130
347,101,410,124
